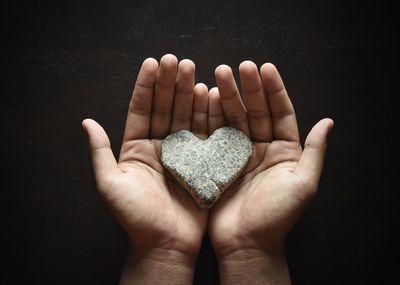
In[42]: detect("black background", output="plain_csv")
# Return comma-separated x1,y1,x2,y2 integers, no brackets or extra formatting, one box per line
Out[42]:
1,0,398,284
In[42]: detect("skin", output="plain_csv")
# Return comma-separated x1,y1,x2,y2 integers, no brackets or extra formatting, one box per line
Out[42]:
83,55,333,284
82,54,209,285
208,61,333,284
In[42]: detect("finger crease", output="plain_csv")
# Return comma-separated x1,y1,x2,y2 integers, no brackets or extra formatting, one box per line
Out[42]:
129,106,151,116
208,113,224,118
176,90,193,97
173,112,192,122
225,115,247,124
247,110,270,120
91,145,112,152
271,109,294,119
243,86,263,95
152,106,173,116
193,110,208,116
156,81,176,89
266,86,285,96
135,81,154,89
221,89,241,100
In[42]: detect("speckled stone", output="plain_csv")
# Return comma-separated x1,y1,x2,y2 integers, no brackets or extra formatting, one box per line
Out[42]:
161,127,253,210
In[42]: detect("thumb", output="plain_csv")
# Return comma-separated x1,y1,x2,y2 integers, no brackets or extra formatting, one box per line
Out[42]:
82,119,118,183
296,118,334,191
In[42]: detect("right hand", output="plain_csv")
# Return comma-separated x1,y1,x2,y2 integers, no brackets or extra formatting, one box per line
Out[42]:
207,61,333,284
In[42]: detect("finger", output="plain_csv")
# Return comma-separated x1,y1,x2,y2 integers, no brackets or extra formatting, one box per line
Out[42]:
82,119,120,184
296,118,334,192
123,58,158,142
215,65,250,136
260,63,299,142
170,59,195,133
191,83,208,138
239,60,273,142
208,87,225,135
150,54,178,139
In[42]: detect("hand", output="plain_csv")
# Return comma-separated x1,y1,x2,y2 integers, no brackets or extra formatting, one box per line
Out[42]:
207,61,333,284
82,54,209,284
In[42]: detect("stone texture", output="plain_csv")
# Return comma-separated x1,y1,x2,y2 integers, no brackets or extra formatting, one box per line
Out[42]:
161,127,253,209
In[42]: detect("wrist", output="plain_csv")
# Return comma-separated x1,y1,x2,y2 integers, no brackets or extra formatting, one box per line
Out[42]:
120,245,198,285
216,247,291,285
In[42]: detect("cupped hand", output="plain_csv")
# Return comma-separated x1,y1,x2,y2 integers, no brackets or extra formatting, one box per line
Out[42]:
83,54,210,260
207,61,334,259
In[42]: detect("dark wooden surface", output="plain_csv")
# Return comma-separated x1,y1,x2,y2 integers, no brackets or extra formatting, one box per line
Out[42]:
1,0,397,284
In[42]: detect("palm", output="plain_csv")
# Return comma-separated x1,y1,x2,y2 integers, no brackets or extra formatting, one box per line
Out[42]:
210,141,307,251
110,139,206,253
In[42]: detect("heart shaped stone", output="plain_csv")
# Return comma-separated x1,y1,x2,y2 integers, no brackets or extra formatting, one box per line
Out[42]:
161,127,253,209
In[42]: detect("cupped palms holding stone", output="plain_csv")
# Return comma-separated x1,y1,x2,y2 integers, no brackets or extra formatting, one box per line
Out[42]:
83,54,333,283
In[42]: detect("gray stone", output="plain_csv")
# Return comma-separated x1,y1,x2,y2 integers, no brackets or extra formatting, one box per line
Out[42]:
161,127,253,210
